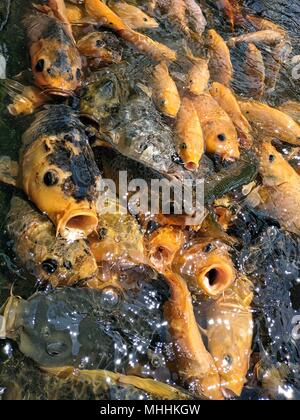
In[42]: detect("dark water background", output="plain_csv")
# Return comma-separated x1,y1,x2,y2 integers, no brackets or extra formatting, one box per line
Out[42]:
0,0,300,400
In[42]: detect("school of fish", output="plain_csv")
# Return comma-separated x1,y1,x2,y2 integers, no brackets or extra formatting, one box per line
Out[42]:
0,0,299,401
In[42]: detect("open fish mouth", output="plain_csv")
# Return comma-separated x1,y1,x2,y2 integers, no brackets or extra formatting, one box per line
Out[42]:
199,263,235,297
56,209,99,239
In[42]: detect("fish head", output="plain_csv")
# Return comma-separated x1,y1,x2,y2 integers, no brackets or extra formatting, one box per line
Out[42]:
173,239,235,296
259,142,290,186
22,107,101,239
31,43,82,95
146,227,186,272
207,308,253,398
203,120,240,160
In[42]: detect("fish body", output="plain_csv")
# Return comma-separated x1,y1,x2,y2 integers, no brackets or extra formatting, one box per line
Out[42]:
185,0,207,35
207,277,253,397
24,12,82,95
192,93,240,160
172,239,236,297
6,196,98,287
20,105,101,239
163,272,223,400
264,39,291,92
65,3,84,23
256,142,300,235
215,0,244,30
2,268,170,372
109,1,159,29
85,0,128,30
175,96,204,170
228,30,285,48
239,101,300,146
209,82,253,147
152,62,181,118
186,58,210,96
208,29,233,87
104,95,179,173
243,43,265,99
246,14,286,36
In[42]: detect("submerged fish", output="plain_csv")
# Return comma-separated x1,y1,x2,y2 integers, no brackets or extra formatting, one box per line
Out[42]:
163,272,223,400
175,96,204,171
278,101,300,125
23,12,82,95
207,277,253,397
243,43,265,100
184,0,207,35
172,238,236,297
192,93,240,160
228,30,285,48
6,196,98,287
209,82,253,147
152,62,181,118
0,105,101,239
239,101,300,146
254,142,300,235
103,94,179,174
246,14,286,36
1,268,170,372
208,29,233,87
109,1,159,29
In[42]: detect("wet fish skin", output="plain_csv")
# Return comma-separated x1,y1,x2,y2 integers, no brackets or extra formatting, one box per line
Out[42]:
152,62,181,118
228,30,285,48
278,101,300,125
256,142,300,235
23,12,82,95
243,43,265,100
208,29,233,87
109,1,159,30
209,82,253,147
239,100,300,146
77,31,122,65
175,96,204,171
186,58,210,96
207,277,253,397
6,196,98,287
20,105,101,239
184,0,207,35
192,93,240,161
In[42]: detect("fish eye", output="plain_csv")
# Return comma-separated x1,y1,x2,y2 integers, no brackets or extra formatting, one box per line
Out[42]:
223,354,233,367
42,259,58,274
98,227,108,240
43,171,59,186
203,243,213,253
76,68,82,81
144,17,148,21
35,59,45,72
100,286,121,310
96,39,105,48
269,154,276,162
46,341,68,357
217,134,226,142
181,143,187,150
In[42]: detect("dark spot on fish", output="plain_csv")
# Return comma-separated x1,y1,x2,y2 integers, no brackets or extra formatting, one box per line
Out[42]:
223,354,233,367
46,341,68,357
218,134,226,142
63,261,73,270
53,50,69,71
43,171,59,186
181,143,187,150
144,18,148,22
47,67,54,76
35,59,45,72
64,134,73,142
96,39,105,48
269,154,276,162
42,259,58,274
76,68,82,81
98,228,108,240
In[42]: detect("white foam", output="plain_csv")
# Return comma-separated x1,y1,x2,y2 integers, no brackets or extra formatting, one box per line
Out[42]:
0,53,6,79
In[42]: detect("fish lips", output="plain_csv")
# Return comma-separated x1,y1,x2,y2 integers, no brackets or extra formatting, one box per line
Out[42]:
56,207,99,240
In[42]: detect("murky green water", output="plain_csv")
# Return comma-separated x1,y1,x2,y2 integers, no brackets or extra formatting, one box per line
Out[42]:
1,0,300,400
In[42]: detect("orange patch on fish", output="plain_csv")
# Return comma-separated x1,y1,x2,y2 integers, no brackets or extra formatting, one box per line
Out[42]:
85,0,128,30
186,58,210,96
208,29,233,87
109,1,159,29
192,93,240,160
175,96,204,170
239,101,300,146
152,61,181,117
